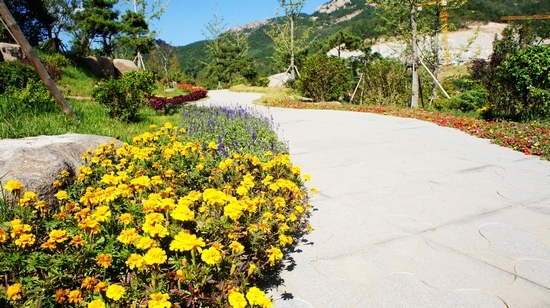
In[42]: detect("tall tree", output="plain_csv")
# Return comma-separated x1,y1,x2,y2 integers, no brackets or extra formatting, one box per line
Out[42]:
118,0,168,66
203,10,256,87
266,0,315,79
1,0,50,46
71,0,121,57
41,0,78,52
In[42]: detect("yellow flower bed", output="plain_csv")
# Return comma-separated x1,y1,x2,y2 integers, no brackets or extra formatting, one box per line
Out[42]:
0,123,312,307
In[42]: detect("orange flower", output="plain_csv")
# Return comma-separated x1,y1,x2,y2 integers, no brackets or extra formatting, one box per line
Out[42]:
96,254,112,268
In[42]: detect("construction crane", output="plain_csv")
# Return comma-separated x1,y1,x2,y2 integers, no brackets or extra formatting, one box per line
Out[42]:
501,14,550,21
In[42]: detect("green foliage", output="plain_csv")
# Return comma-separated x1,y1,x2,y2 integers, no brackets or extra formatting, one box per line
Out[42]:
92,70,156,122
40,52,72,70
297,55,351,102
358,58,411,107
0,62,40,95
492,45,550,121
436,90,488,112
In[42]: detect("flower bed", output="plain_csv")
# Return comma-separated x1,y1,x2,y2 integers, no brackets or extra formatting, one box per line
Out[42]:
269,101,550,160
0,119,312,307
149,89,208,111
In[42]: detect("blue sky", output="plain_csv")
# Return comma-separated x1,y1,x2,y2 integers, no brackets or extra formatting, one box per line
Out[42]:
121,0,329,47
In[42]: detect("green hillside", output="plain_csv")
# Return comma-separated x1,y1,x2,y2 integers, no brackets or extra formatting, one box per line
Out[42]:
175,0,550,78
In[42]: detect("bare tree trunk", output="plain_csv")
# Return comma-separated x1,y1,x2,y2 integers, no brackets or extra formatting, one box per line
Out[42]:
430,2,440,102
290,4,296,79
0,0,78,120
409,0,419,108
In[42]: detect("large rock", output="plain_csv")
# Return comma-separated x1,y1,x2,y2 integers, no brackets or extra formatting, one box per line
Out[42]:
113,58,138,76
268,72,292,87
0,42,25,62
83,56,116,79
0,134,122,207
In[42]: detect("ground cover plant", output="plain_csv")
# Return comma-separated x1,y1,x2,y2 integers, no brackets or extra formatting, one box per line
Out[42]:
148,89,208,112
266,101,550,160
0,102,312,307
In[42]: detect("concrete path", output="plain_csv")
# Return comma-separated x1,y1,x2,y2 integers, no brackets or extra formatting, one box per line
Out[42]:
201,90,550,308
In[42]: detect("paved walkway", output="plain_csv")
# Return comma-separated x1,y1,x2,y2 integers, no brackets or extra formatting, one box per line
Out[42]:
201,90,550,308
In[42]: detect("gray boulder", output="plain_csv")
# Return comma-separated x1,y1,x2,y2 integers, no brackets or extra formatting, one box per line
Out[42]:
0,42,25,62
113,58,138,76
268,72,292,87
83,56,116,79
0,134,122,208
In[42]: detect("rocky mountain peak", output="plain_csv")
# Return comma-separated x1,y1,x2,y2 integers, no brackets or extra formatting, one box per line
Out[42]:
316,0,354,14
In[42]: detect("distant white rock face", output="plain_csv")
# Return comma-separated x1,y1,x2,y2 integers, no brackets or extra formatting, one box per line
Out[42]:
317,0,353,14
327,22,508,63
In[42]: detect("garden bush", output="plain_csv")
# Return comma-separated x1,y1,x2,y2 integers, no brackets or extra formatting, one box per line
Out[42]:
0,114,311,307
360,58,411,107
0,61,41,95
92,70,156,122
297,54,351,102
492,44,550,121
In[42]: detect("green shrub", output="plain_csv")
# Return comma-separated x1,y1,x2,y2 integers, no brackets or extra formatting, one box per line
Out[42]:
0,122,311,307
492,45,550,121
41,53,71,70
253,77,269,87
11,79,56,109
297,55,351,102
0,62,40,95
435,90,488,112
360,58,410,107
92,70,156,122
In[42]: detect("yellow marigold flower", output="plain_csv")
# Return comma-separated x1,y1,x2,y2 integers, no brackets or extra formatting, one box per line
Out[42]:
196,164,204,171
126,253,145,270
148,292,171,308
101,159,112,167
276,214,285,222
60,169,70,178
248,263,257,276
169,231,205,252
81,277,98,291
35,200,46,211
288,213,297,222
224,201,244,221
229,241,244,253
170,204,194,221
246,287,273,308
163,122,173,129
135,236,157,250
310,187,317,194
117,228,139,245
54,190,69,201
143,247,167,265
97,254,113,268
279,234,293,246
70,235,86,247
208,141,218,150
52,179,63,188
4,180,23,192
263,212,273,220
41,239,57,250
118,213,134,225
0,229,8,243
279,223,290,232
130,175,151,189
88,299,106,308
303,174,311,181
93,206,111,222
266,246,283,266
295,205,304,214
78,217,100,234
94,282,108,293
202,188,227,206
164,169,175,178
228,288,247,308
6,283,23,301
201,246,222,265
106,284,125,301
15,233,35,248
20,191,37,204
150,175,163,186
49,229,68,243
236,186,248,196
67,289,83,304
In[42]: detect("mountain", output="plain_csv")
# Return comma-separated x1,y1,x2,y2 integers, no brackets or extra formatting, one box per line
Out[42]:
176,0,550,78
